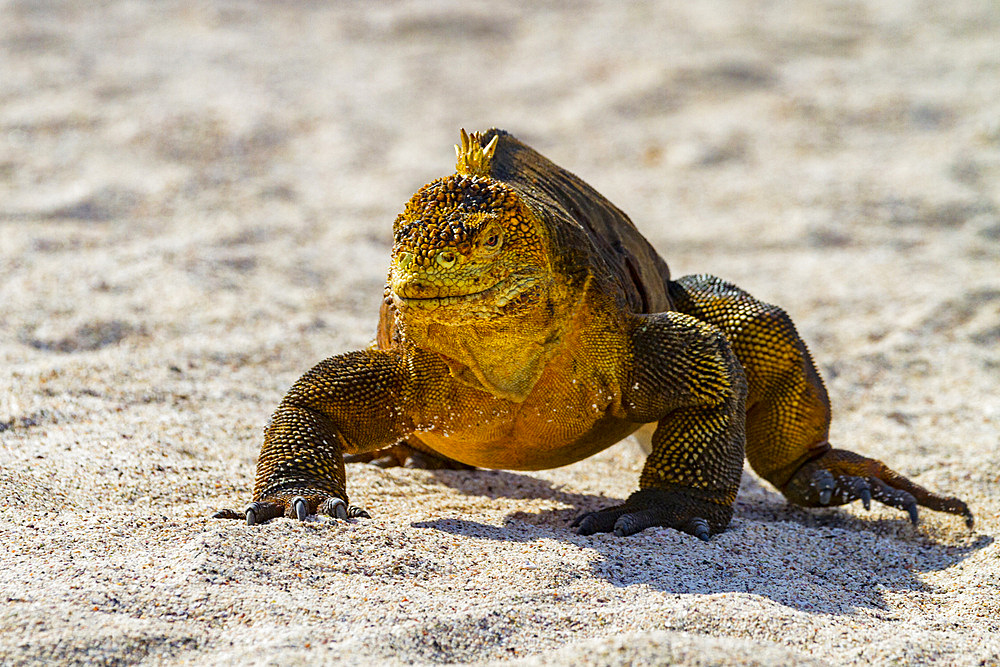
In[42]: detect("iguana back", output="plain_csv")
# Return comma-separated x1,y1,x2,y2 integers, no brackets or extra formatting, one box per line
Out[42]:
481,128,673,315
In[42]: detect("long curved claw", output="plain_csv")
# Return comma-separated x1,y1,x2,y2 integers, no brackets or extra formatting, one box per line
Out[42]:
292,496,309,521
212,509,245,520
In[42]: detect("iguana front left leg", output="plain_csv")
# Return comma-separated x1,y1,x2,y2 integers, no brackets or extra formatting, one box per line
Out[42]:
574,311,748,540
213,349,420,524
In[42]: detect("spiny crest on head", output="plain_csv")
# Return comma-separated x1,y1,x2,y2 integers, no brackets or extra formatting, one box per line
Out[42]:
455,129,498,177
393,174,520,251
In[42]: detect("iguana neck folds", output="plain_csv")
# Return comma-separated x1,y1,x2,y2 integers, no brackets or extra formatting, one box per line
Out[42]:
402,277,585,402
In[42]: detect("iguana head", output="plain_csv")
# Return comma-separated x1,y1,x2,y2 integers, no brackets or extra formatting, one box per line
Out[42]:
387,132,549,324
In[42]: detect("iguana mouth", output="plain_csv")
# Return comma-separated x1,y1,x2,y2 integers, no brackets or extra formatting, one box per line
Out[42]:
395,283,499,303
392,275,537,309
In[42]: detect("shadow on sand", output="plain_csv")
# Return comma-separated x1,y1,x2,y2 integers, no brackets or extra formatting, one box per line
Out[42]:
408,468,991,615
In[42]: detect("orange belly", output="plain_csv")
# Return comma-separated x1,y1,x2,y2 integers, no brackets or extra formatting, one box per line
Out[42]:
415,414,640,471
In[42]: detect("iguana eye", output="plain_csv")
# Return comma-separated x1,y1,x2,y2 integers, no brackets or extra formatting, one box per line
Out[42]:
483,233,501,249
436,250,457,268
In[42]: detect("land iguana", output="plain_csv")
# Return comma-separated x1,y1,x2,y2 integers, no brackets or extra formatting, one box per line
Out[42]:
214,129,973,539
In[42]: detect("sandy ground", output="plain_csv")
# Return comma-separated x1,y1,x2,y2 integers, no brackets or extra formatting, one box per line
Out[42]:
2,1,999,665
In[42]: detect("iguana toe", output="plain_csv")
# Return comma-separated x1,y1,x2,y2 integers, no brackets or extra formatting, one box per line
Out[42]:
320,497,348,520
850,477,873,510
868,478,919,525
810,468,836,505
683,517,712,541
612,508,668,537
348,505,371,519
571,506,629,535
317,497,370,520
245,501,283,525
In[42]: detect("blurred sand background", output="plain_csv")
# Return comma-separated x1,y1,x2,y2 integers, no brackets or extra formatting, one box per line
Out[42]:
1,1,999,664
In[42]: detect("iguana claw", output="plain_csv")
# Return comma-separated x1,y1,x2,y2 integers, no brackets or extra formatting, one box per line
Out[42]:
293,496,309,521
784,448,973,528
854,478,873,510
868,477,919,525
318,497,370,520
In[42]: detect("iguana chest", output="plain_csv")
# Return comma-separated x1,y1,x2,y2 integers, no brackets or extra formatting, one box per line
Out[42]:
406,302,640,471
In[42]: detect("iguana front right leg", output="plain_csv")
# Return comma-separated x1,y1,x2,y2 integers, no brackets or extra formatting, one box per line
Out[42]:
213,349,418,524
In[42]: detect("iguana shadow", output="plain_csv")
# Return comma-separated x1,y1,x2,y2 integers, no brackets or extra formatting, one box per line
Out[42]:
409,468,991,615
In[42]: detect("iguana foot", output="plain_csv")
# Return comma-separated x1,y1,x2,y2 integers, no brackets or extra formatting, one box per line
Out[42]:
212,495,370,525
783,448,974,528
571,488,732,540
343,440,474,470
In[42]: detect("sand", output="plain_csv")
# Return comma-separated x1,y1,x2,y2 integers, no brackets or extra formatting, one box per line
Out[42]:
1,1,999,664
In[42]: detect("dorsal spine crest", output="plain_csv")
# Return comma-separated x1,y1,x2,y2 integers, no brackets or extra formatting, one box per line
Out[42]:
455,129,498,177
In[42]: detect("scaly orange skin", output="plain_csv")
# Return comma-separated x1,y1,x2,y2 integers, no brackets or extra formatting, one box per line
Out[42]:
215,129,972,538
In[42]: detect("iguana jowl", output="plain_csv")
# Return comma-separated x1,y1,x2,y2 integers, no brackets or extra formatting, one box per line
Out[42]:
215,129,973,539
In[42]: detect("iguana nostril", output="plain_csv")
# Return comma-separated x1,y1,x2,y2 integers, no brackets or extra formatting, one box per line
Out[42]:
397,252,415,271
436,250,457,269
